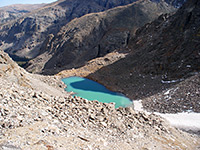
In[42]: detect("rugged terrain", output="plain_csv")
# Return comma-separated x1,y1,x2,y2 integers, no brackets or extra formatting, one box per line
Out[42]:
152,0,186,8
91,0,200,113
25,0,175,74
0,4,46,24
0,49,199,149
0,0,200,149
58,0,200,114
0,0,144,60
0,0,184,72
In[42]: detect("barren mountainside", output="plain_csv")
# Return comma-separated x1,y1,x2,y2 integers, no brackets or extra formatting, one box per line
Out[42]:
0,0,141,59
0,4,46,24
81,0,200,113
0,0,200,149
25,0,175,74
0,50,199,149
152,0,186,8
57,0,199,114
0,0,183,66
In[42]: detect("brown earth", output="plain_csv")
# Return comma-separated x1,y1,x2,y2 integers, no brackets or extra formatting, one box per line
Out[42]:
25,0,175,74
0,50,199,149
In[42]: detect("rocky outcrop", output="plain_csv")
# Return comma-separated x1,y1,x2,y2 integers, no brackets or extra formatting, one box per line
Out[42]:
80,0,200,113
57,0,199,113
152,0,186,8
0,0,143,60
0,50,199,149
0,4,46,24
0,0,182,70
25,0,175,74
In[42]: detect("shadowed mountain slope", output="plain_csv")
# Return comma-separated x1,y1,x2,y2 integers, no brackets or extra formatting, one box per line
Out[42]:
0,0,142,59
25,0,175,74
0,0,184,69
83,0,200,112
152,0,186,8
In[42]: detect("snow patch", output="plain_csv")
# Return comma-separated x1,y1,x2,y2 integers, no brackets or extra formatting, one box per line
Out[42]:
133,100,143,112
133,100,200,133
161,79,184,84
164,90,170,95
156,112,200,132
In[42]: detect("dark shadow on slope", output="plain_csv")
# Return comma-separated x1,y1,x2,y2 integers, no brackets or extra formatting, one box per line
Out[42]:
86,48,199,101
38,0,176,75
86,0,200,101
68,78,118,96
86,53,175,100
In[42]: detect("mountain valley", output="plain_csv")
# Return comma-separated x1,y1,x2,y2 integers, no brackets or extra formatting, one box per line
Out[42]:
0,0,200,149
25,0,175,74
0,0,179,72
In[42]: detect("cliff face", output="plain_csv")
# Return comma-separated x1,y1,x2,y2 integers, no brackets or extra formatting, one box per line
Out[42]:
25,0,175,74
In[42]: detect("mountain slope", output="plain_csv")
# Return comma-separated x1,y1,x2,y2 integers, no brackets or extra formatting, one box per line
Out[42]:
0,4,46,24
57,0,199,114
0,0,183,64
0,0,141,59
0,50,66,96
25,0,175,74
80,0,200,113
0,50,199,150
152,0,186,8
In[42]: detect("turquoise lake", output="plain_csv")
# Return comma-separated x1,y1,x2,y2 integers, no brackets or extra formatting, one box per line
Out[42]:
62,76,132,108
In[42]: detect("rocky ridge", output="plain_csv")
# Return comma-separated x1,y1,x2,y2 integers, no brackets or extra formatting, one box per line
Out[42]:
58,0,200,114
0,0,143,59
26,0,175,74
0,50,199,149
0,0,181,70
0,4,46,24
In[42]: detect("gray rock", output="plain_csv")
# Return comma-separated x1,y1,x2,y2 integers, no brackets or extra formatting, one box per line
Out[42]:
0,143,22,150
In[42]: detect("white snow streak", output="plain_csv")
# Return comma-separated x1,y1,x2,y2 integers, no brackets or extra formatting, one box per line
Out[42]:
156,112,200,132
133,100,200,132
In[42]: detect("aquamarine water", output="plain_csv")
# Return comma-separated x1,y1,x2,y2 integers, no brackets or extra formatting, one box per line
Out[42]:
62,76,132,108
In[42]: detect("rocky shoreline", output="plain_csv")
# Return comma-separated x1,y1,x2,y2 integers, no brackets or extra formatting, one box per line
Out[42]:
1,51,199,149
1,79,199,149
57,49,200,114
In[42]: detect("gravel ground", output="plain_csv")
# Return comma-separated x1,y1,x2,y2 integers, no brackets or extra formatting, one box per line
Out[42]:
142,73,200,113
0,51,199,149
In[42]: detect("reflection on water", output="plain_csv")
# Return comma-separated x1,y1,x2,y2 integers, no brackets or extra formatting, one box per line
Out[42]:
62,76,132,108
